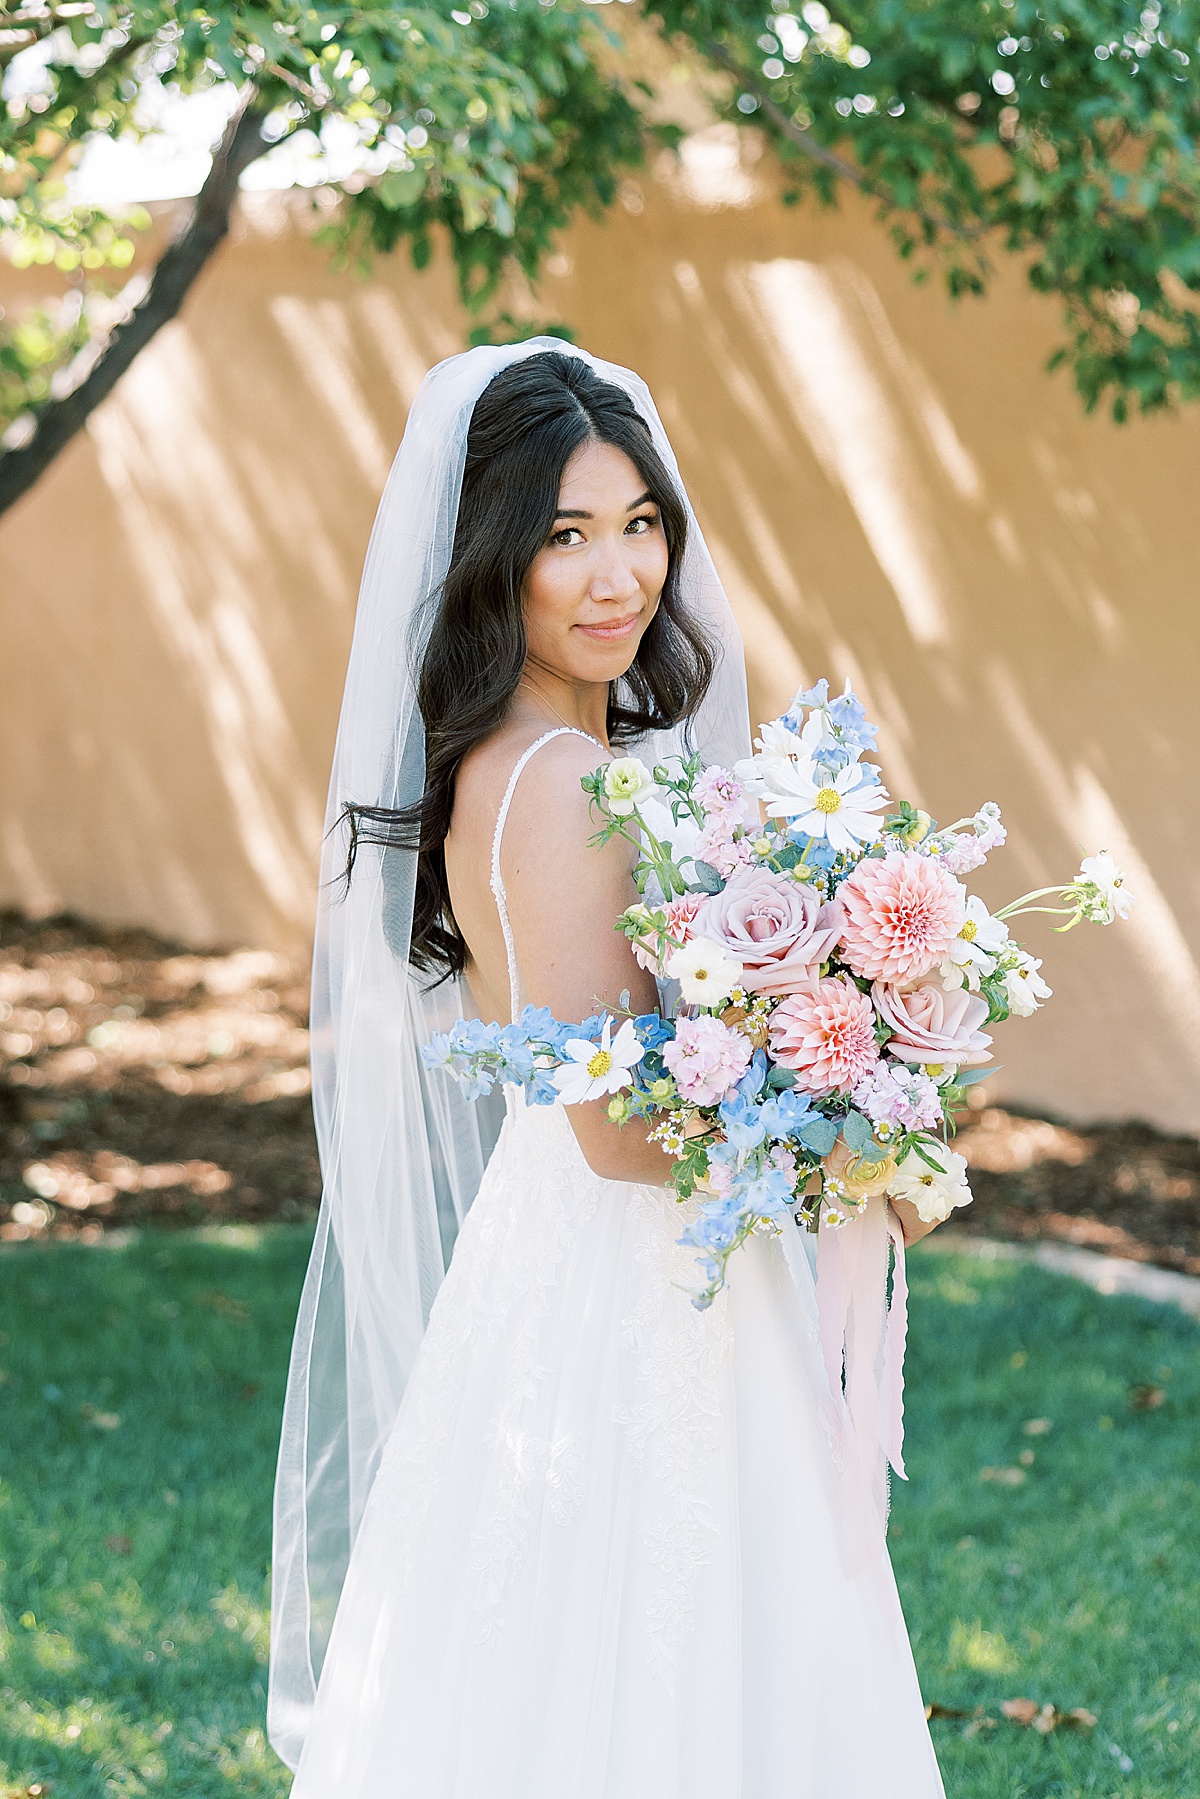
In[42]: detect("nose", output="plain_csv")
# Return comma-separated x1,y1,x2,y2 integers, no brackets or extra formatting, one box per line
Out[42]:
587,537,642,605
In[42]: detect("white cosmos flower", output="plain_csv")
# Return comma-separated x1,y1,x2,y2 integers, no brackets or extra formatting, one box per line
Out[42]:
1076,851,1131,923
940,894,1011,991
888,1141,973,1223
666,936,745,1008
603,757,659,818
765,758,890,853
1002,951,1052,1017
552,1016,644,1105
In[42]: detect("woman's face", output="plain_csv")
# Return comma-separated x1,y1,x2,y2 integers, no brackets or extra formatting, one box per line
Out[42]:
522,439,669,687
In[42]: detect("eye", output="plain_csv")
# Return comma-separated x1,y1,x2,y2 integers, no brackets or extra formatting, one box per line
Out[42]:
625,512,658,536
549,526,584,547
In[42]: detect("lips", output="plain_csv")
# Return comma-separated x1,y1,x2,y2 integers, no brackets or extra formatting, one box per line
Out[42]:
575,613,642,642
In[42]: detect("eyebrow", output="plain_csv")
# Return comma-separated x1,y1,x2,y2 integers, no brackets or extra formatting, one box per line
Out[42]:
553,491,655,520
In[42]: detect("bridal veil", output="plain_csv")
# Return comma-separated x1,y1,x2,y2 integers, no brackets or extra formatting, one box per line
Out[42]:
267,339,751,1768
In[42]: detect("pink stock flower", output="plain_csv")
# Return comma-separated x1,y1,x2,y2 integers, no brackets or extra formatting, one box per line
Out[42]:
693,822,756,879
852,1061,943,1131
663,1013,753,1105
766,975,878,1095
938,836,987,876
698,868,840,996
835,849,966,984
695,766,756,822
873,980,993,1069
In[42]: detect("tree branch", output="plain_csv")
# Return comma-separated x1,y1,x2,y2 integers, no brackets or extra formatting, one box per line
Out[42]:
702,38,983,242
0,91,271,519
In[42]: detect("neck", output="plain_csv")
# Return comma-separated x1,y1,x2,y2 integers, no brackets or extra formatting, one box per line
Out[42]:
516,665,611,749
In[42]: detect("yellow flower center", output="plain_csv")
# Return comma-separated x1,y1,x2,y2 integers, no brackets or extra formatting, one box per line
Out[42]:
959,918,978,942
587,1049,613,1079
815,787,842,814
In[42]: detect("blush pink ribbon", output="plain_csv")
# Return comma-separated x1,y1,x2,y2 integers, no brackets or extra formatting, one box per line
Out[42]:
815,1194,909,1524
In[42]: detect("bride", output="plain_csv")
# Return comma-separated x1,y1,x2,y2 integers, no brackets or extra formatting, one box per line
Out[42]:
268,341,947,1796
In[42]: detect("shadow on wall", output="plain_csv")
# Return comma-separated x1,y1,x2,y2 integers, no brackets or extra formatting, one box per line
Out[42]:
1,177,1198,1130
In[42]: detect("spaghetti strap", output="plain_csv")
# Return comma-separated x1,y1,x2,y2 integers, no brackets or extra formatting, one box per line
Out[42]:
490,727,601,1024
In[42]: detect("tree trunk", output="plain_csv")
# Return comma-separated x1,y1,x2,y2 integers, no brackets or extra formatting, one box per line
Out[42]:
0,94,271,520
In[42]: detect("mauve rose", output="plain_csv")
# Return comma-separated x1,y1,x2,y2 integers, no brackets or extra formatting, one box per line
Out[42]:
872,980,993,1069
699,868,840,996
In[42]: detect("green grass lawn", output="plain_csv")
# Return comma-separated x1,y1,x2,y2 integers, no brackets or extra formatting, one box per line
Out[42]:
0,1230,1196,1798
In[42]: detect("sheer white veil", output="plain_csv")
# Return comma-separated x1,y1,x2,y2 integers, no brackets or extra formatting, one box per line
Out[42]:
267,338,750,1769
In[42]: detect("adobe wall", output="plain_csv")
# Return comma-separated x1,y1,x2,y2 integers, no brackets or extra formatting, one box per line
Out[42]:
2,166,1197,1130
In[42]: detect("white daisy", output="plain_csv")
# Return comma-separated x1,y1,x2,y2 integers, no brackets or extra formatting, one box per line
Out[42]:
940,895,1011,991
552,1016,644,1106
1001,952,1052,1017
1076,852,1132,923
758,755,890,855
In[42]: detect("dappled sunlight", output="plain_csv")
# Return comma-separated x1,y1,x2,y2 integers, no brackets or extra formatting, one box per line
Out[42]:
738,258,951,646
89,337,320,931
989,663,1200,1079
271,297,392,488
0,918,316,1243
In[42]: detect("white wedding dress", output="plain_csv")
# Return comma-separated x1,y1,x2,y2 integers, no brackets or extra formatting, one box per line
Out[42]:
289,731,945,1798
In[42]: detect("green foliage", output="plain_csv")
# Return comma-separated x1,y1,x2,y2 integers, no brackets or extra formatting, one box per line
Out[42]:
647,0,1200,416
0,1232,1197,1795
3,0,1200,438
0,0,643,429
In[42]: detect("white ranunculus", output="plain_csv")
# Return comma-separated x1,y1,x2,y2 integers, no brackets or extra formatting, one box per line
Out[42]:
1001,951,1052,1017
888,1140,973,1223
602,756,658,817
666,937,745,1008
1077,851,1132,923
552,1016,644,1106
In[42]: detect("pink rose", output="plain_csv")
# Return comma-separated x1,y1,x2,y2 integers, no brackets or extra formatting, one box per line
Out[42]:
698,868,840,997
873,980,993,1069
766,974,878,1095
663,1013,753,1105
835,850,965,985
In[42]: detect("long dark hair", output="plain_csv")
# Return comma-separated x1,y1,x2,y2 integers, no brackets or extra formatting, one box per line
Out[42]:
344,351,716,979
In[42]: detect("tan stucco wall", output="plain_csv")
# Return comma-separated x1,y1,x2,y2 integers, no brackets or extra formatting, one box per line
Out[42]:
3,169,1199,1131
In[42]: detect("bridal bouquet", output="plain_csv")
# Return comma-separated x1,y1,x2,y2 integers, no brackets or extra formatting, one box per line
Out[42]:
424,680,1131,1308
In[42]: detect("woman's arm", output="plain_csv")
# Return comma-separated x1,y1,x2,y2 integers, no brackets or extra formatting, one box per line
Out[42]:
500,736,678,1185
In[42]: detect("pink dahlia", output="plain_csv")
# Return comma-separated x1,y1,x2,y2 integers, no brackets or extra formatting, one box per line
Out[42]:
766,975,878,1096
663,1013,753,1105
631,894,706,973
835,850,965,985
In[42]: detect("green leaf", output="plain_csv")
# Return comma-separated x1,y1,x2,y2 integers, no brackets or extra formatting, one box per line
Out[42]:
691,860,726,895
840,1109,878,1156
377,168,426,210
796,1116,839,1157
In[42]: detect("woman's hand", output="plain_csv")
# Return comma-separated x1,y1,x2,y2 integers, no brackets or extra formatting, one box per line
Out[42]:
888,1193,943,1249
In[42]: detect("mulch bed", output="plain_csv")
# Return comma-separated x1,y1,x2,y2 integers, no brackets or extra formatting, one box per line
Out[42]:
2,912,1199,1275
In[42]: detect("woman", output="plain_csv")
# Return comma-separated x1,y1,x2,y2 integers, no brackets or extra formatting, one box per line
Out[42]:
269,342,946,1795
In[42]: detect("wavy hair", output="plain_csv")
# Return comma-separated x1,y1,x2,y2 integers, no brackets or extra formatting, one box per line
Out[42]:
343,350,715,978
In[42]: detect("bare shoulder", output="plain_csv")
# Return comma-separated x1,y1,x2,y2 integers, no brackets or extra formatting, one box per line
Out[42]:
501,730,607,844
451,724,605,852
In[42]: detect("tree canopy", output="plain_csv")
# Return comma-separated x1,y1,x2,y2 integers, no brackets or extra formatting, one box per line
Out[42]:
1,0,1198,513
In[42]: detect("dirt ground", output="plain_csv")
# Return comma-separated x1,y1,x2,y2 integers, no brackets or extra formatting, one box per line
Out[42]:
2,912,1199,1274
